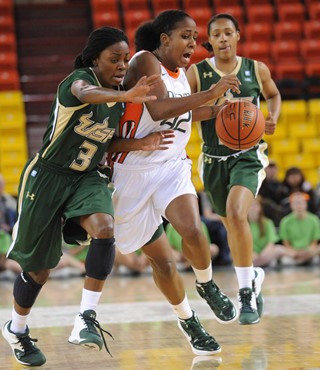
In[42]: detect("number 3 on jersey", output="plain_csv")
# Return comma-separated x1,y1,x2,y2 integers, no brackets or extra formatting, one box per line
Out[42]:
70,140,98,171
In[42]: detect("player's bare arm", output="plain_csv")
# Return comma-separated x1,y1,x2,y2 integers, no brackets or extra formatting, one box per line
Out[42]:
71,75,160,104
186,64,233,122
125,52,240,121
108,130,175,152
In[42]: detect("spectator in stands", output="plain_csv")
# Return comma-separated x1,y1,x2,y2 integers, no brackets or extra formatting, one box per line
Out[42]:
279,167,317,216
258,160,286,227
248,196,293,268
166,222,219,271
0,174,17,234
279,192,320,265
198,191,232,265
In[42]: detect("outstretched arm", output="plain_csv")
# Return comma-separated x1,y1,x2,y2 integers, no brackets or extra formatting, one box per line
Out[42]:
187,63,231,122
108,130,175,153
124,52,240,121
71,75,161,104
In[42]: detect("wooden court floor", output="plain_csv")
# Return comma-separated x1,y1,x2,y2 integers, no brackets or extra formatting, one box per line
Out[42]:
0,265,320,369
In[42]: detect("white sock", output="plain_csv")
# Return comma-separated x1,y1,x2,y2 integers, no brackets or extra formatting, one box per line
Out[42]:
192,264,212,283
234,266,255,289
80,289,102,314
11,307,28,334
171,295,193,320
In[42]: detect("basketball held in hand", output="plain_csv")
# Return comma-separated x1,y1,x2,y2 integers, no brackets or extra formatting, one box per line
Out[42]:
216,100,265,150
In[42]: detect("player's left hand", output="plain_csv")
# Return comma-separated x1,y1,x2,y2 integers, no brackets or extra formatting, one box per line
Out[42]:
265,112,276,135
139,130,175,151
124,75,161,104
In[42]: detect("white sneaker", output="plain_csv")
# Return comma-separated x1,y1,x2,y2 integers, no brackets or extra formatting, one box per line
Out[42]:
68,310,113,355
68,310,103,350
253,267,265,317
2,320,46,366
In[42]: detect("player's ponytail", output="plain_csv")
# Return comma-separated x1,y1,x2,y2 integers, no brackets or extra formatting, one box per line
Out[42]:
135,10,192,53
135,21,158,52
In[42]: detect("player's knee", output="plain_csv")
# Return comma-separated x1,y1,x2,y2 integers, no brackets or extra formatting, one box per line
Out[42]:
13,272,46,308
91,223,114,239
85,237,115,280
30,270,50,285
226,204,246,224
151,258,177,278
180,223,204,245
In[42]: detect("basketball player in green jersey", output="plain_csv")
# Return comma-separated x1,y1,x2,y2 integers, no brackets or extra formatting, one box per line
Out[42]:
1,27,171,367
187,14,281,325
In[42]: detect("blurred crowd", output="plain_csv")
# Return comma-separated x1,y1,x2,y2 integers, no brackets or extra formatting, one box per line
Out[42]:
1,161,320,279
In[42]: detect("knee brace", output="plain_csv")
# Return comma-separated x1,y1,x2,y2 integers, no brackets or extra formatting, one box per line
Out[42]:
85,237,115,280
13,272,44,309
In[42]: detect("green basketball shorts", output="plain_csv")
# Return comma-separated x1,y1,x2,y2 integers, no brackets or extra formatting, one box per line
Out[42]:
201,142,269,217
7,155,114,271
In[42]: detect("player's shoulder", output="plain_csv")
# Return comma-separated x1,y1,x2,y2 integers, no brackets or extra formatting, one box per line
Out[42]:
131,50,157,65
65,68,96,85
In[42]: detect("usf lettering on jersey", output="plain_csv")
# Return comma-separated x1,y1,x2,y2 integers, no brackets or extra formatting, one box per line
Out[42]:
39,68,124,172
193,57,262,153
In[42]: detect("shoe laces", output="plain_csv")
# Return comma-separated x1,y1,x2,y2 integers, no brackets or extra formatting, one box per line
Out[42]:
81,313,114,357
238,290,255,312
16,333,39,356
200,282,226,310
183,317,215,346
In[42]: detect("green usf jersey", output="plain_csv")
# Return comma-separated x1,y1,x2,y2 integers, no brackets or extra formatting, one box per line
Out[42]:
39,67,124,172
192,57,262,154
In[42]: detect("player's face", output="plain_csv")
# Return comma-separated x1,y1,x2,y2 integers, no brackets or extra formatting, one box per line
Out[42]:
208,18,240,60
164,17,197,69
93,41,130,88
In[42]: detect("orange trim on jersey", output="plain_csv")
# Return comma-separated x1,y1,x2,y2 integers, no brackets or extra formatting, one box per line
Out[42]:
163,65,180,79
116,102,144,164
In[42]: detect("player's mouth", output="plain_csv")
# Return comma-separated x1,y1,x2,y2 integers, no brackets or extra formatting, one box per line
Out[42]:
113,74,126,84
182,52,192,64
220,45,231,52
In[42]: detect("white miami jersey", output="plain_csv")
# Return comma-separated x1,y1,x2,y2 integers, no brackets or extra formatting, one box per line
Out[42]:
111,54,192,166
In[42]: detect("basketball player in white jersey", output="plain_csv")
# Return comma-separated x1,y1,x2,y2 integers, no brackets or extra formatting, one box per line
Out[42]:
108,10,241,355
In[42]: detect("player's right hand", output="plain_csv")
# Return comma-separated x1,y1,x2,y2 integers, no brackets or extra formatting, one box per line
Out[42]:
210,75,241,98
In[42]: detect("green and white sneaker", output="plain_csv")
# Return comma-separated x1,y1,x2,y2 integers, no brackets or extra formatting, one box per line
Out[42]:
253,267,265,317
2,321,46,367
68,310,113,355
238,288,259,325
178,311,221,355
196,280,238,324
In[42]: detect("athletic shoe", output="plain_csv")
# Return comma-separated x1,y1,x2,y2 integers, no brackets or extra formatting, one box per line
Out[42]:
2,320,46,367
253,267,265,317
238,288,259,325
196,280,238,324
68,310,113,356
177,311,221,356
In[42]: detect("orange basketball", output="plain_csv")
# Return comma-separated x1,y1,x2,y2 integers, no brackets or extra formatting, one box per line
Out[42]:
216,100,265,150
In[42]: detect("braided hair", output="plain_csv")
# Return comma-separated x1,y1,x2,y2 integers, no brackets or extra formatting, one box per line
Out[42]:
74,27,129,69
